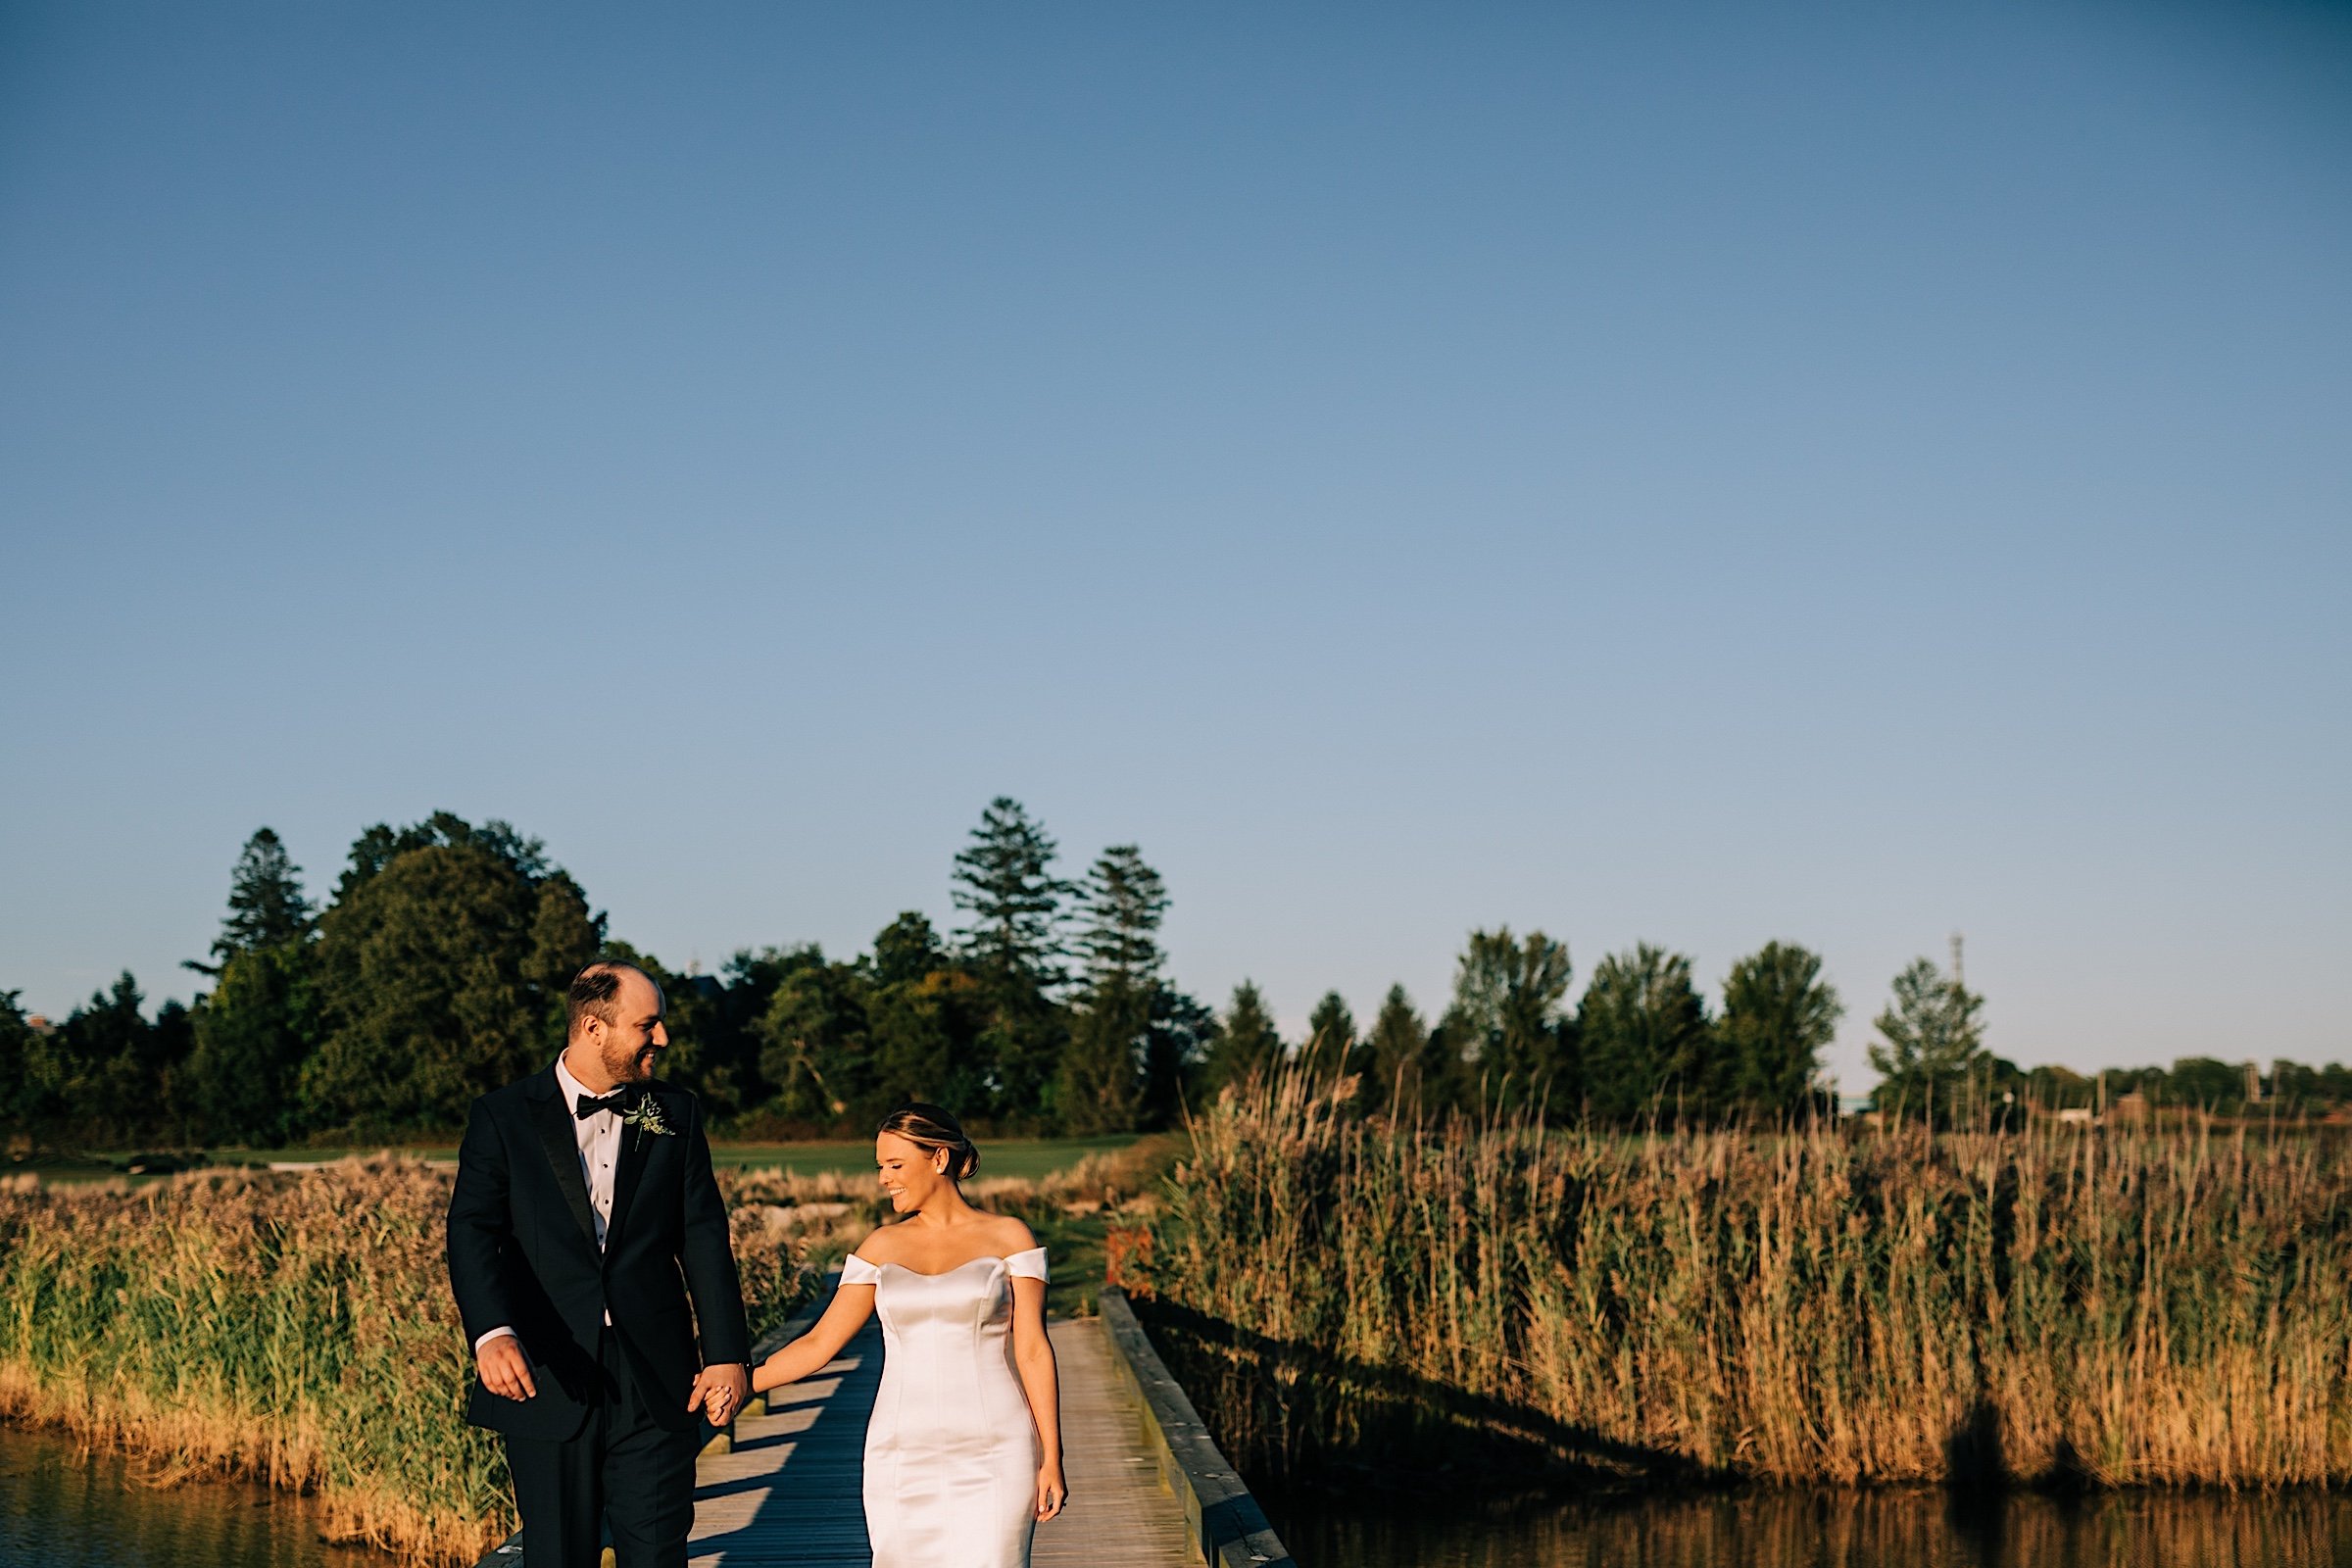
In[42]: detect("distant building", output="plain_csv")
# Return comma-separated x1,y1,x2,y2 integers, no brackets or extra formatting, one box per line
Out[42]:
2111,1090,2150,1122
24,1013,53,1036
2056,1107,2094,1126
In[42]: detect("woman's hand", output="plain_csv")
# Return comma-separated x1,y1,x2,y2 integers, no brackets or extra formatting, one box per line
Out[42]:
1034,1461,1068,1522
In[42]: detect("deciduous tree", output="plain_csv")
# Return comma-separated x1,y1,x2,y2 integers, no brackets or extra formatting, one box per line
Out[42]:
751,947,865,1123
1718,942,1841,1117
1578,944,1717,1121
1866,952,1986,1120
863,913,991,1118
302,816,601,1130
1443,927,1573,1108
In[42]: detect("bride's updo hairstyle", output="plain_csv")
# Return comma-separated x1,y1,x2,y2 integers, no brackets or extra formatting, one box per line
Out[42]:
879,1102,980,1181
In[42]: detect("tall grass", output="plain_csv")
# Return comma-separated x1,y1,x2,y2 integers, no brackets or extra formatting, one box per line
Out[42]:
1141,1074,2352,1493
0,1158,815,1564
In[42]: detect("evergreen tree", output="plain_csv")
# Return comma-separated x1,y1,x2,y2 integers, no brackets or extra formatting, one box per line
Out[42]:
871,912,948,987
1139,983,1216,1127
1201,981,1284,1092
187,942,318,1145
1074,847,1167,992
952,798,1071,990
189,828,314,975
1866,948,1987,1120
1359,984,1432,1112
183,827,321,1141
45,974,189,1141
1301,991,1357,1082
1718,941,1842,1117
0,993,34,1137
1442,927,1573,1108
151,998,195,1128
951,799,1071,1117
1059,846,1171,1134
1577,944,1718,1122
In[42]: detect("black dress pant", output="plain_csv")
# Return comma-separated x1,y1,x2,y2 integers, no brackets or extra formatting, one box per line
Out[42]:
504,1329,701,1568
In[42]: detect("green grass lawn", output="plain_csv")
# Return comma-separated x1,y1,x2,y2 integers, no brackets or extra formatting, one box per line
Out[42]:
17,1136,1139,1188
708,1136,1138,1182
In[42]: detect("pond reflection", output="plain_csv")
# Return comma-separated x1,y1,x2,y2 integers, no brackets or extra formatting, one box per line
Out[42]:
1269,1485,2352,1568
0,1421,383,1568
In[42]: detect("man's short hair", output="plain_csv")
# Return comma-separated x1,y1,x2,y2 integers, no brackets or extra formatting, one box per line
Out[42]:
567,960,650,1038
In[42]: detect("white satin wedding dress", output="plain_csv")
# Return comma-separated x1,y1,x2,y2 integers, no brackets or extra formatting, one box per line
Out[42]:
840,1246,1050,1568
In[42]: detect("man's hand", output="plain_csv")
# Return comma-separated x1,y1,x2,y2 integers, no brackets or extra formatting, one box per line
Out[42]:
477,1336,537,1401
687,1362,750,1427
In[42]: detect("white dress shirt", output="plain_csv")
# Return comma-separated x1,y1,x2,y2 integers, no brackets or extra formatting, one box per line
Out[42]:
472,1052,623,1356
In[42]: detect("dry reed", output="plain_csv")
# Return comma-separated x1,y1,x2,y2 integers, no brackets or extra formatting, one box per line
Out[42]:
0,1157,816,1564
1143,1073,2352,1494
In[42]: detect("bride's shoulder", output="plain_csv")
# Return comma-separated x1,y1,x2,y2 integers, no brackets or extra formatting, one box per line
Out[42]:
850,1224,906,1262
975,1213,1037,1252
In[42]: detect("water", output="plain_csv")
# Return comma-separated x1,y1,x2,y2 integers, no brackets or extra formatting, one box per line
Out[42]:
0,1422,387,1568
1268,1485,2352,1567
10,1412,2349,1568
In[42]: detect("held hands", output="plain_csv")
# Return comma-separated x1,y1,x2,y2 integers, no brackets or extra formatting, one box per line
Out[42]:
476,1336,537,1401
687,1362,751,1428
1034,1461,1068,1522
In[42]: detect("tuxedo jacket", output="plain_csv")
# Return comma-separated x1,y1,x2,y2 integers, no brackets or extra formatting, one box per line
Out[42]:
446,1065,751,1442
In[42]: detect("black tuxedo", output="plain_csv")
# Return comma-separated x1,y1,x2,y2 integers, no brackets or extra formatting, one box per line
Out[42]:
446,1064,749,1567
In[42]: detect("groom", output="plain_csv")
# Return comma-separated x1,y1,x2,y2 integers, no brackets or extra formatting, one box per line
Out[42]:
447,960,752,1568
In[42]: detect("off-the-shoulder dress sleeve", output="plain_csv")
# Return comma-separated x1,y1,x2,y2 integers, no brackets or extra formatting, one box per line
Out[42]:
1005,1246,1049,1282
840,1253,883,1287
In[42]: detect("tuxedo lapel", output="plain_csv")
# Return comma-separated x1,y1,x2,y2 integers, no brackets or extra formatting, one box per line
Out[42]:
604,1088,660,1251
526,1067,601,1250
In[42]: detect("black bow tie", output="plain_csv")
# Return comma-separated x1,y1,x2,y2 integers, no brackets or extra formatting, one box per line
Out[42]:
575,1089,637,1121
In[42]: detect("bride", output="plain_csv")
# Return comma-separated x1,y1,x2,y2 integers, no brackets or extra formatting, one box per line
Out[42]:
748,1102,1068,1567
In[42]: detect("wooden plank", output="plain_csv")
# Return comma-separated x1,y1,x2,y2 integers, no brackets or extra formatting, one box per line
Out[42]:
475,1282,1213,1568
688,1321,882,1566
1031,1317,1199,1567
1096,1291,1298,1568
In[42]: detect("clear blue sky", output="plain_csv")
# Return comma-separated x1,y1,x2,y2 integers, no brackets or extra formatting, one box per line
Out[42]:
4,2,2347,1092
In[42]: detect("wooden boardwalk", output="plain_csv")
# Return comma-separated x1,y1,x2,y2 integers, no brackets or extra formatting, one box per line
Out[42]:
475,1285,1292,1568
686,1314,1196,1567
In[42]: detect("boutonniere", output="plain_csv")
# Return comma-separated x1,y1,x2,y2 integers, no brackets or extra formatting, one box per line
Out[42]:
621,1094,674,1150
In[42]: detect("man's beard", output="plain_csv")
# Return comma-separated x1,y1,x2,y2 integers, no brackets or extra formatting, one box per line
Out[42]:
604,1041,656,1084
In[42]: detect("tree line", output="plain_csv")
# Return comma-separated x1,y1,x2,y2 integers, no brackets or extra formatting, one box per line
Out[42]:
4,801,2346,1149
